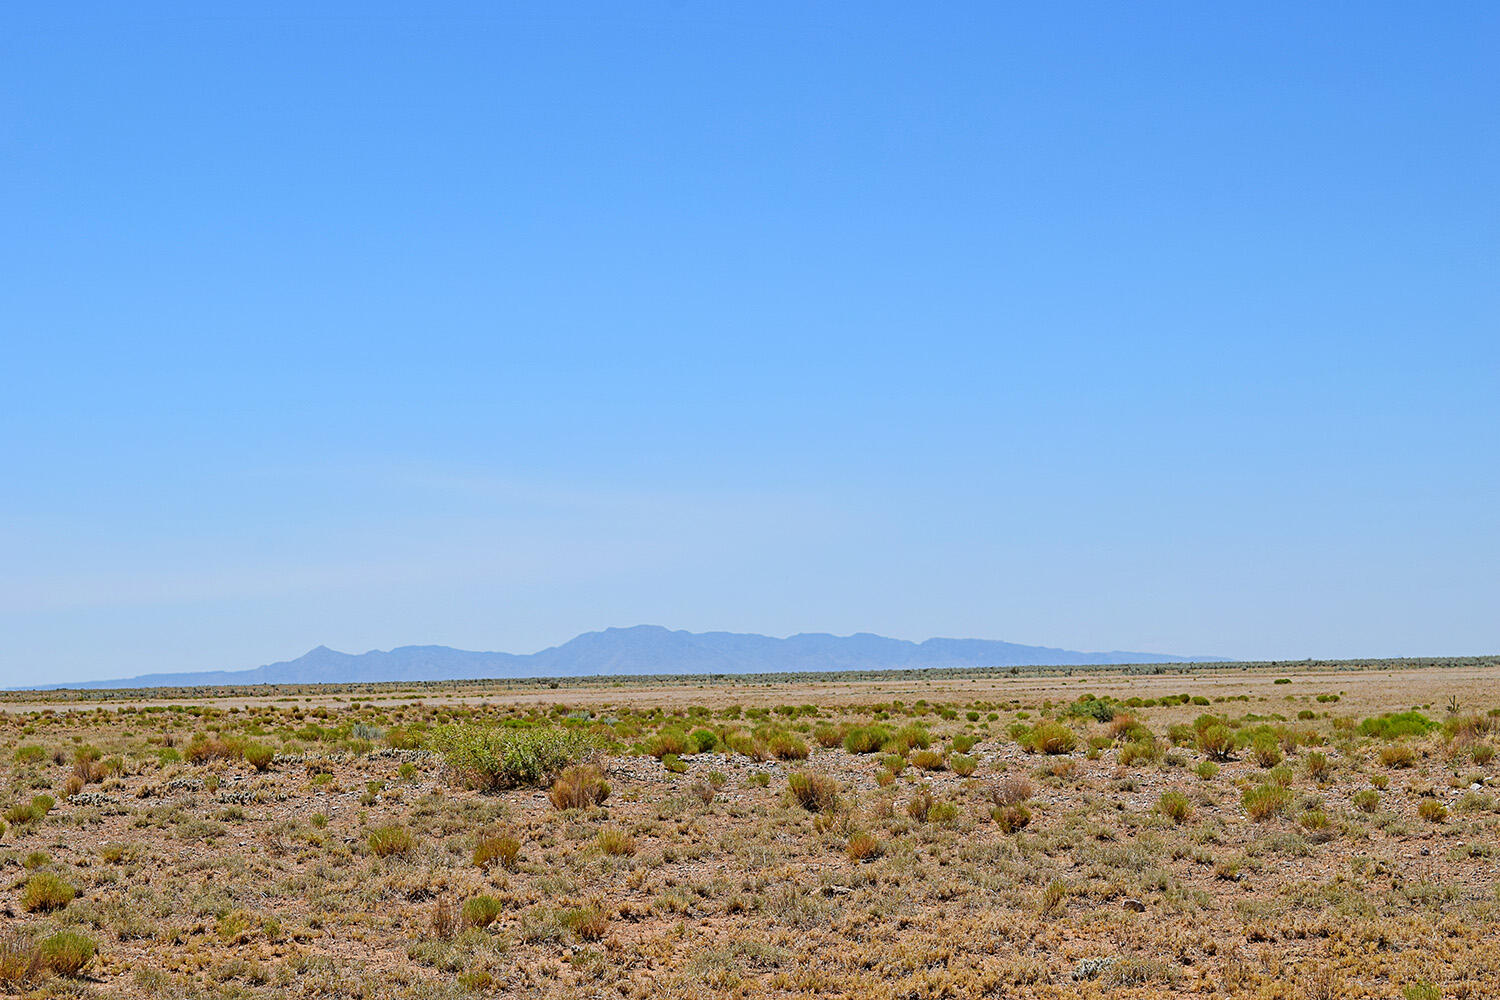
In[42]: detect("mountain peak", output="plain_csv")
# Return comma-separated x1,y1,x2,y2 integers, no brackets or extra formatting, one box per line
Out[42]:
37,627,1221,690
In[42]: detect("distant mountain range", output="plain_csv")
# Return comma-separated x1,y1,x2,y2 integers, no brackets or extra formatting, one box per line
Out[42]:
36,626,1224,690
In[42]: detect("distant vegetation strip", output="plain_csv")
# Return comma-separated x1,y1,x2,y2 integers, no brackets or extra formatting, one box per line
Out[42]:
8,655,1498,702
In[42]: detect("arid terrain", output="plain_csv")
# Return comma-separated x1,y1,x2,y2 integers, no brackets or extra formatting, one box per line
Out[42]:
3,660,1497,998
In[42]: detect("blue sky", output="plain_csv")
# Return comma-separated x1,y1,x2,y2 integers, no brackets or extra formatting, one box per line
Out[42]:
4,3,1497,683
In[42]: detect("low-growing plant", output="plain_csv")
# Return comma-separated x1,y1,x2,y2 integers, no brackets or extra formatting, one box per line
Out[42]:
1197,724,1234,761
1027,721,1077,755
368,824,416,858
547,764,610,810
1120,736,1163,767
597,826,637,856
1251,734,1283,768
560,905,608,941
843,726,891,754
461,895,503,929
787,771,840,812
0,931,41,988
474,834,521,871
21,872,76,913
1418,799,1447,823
911,749,945,771
243,743,275,772
1379,744,1418,769
429,725,597,791
1359,712,1438,740
38,931,95,978
992,803,1031,832
1158,790,1192,824
1242,783,1291,821
766,732,810,761
845,831,881,861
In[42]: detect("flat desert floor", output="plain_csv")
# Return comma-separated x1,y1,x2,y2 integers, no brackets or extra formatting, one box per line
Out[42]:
3,661,1497,998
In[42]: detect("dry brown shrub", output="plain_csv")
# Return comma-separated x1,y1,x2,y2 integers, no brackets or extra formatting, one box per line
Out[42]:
547,764,610,810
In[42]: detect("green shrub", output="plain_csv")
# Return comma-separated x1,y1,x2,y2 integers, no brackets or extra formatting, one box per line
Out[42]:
1418,799,1447,823
367,824,415,858
21,873,75,913
687,728,718,753
243,743,275,772
461,895,503,929
911,749,946,771
38,931,95,978
1027,721,1077,755
884,724,932,754
1197,725,1234,761
647,729,687,758
1064,696,1114,722
1194,760,1220,780
950,753,978,777
1242,783,1291,821
597,826,636,856
429,725,596,790
842,726,890,754
1359,712,1438,740
1119,736,1163,767
766,732,809,761
1157,790,1192,824
474,834,521,871
13,746,45,765
787,771,841,812
1352,789,1379,813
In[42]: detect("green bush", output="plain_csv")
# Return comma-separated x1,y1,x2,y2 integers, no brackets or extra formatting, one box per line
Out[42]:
1027,721,1077,755
787,771,840,812
243,743,275,772
1157,790,1192,824
687,728,718,753
1359,712,1438,740
367,824,415,858
428,725,597,791
766,732,810,761
13,746,45,765
473,834,521,871
1064,697,1114,722
1242,783,1291,821
21,873,75,913
842,726,891,754
38,931,95,978
461,895,503,929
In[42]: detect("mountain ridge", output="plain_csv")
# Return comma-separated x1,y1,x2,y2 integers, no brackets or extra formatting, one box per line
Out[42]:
32,626,1225,690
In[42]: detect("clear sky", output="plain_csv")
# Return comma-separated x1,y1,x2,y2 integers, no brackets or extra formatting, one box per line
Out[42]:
4,3,1497,684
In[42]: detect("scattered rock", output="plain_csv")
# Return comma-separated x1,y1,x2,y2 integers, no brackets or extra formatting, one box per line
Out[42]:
1072,956,1117,981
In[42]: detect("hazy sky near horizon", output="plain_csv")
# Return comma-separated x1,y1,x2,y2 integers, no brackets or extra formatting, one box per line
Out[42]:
4,3,1498,684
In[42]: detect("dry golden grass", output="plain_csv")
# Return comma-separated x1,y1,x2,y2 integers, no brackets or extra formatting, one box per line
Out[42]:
0,662,1496,998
